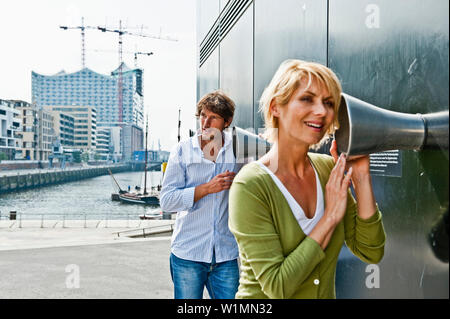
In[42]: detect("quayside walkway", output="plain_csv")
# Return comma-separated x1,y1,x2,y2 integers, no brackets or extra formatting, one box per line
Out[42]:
0,220,175,298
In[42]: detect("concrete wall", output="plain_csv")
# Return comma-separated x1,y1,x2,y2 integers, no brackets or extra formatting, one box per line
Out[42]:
0,160,82,171
0,165,131,194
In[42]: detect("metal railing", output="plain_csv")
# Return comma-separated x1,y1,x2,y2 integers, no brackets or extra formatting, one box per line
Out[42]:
0,212,173,229
115,223,174,238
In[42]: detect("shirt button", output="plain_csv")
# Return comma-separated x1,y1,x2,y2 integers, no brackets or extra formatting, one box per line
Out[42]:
314,279,320,285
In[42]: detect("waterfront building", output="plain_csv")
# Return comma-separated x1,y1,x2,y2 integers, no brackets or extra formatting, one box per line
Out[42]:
42,105,96,153
109,63,144,128
122,124,143,162
0,99,21,160
32,65,145,160
36,108,54,161
32,66,144,127
13,100,70,161
133,150,170,163
109,126,122,162
50,111,75,148
12,100,37,160
96,127,112,161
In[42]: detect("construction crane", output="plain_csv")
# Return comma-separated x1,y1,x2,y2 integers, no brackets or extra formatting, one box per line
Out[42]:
133,52,154,68
91,49,154,68
60,17,152,68
97,20,177,125
59,17,98,69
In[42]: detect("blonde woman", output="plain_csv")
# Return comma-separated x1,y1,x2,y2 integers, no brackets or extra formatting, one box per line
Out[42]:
228,60,386,299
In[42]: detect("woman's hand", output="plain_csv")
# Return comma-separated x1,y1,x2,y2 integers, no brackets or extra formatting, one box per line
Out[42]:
330,139,377,220
309,152,353,250
323,153,353,226
330,139,370,179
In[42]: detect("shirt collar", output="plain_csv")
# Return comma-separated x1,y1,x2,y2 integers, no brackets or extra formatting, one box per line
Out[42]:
191,129,232,151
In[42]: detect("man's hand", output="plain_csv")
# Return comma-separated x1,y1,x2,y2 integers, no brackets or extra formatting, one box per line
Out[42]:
207,170,236,194
194,170,236,203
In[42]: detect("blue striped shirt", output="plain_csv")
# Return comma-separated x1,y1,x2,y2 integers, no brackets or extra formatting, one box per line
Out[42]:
160,130,240,263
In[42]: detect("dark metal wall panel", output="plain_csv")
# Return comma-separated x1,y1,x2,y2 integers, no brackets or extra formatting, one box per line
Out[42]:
253,0,328,131
329,0,449,298
219,4,254,129
196,0,449,298
197,0,220,103
198,48,220,100
197,0,220,45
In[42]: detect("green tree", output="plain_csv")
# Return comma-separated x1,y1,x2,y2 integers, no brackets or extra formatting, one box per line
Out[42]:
81,152,89,162
72,151,81,163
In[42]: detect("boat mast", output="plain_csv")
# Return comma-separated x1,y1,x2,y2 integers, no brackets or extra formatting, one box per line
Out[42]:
108,168,124,193
144,116,148,195
178,108,181,142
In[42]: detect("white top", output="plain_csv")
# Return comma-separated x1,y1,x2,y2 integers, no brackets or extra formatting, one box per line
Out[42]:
257,161,324,235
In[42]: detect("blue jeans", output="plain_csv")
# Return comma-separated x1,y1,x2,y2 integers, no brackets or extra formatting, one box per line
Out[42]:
169,253,239,299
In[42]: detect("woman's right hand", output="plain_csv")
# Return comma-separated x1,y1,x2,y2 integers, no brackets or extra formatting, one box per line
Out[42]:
324,153,353,226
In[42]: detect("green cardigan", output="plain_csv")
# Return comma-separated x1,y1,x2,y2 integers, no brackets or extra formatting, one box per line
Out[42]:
228,152,386,299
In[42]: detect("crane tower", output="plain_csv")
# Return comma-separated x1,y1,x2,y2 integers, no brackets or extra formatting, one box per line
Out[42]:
59,17,98,68
97,20,177,125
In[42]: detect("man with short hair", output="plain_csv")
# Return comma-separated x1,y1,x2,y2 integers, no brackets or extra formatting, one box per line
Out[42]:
160,90,240,299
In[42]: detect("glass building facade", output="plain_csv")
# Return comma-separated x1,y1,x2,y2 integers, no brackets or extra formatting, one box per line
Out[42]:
31,64,144,129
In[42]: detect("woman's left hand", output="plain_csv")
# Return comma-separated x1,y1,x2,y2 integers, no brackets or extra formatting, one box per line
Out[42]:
330,139,370,177
330,140,377,220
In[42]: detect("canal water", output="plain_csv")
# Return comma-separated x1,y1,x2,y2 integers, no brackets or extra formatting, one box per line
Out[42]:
0,170,163,220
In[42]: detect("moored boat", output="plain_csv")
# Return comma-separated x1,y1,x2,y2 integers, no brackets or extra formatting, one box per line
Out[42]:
119,188,160,205
112,117,163,206
139,208,163,220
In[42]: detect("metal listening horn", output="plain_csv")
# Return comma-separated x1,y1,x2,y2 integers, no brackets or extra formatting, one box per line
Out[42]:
335,93,449,156
232,127,271,162
231,93,449,161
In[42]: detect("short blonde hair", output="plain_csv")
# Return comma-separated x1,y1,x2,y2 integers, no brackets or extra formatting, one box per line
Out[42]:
259,59,342,145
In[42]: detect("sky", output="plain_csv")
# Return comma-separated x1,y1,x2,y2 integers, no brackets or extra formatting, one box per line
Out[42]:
0,0,197,151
